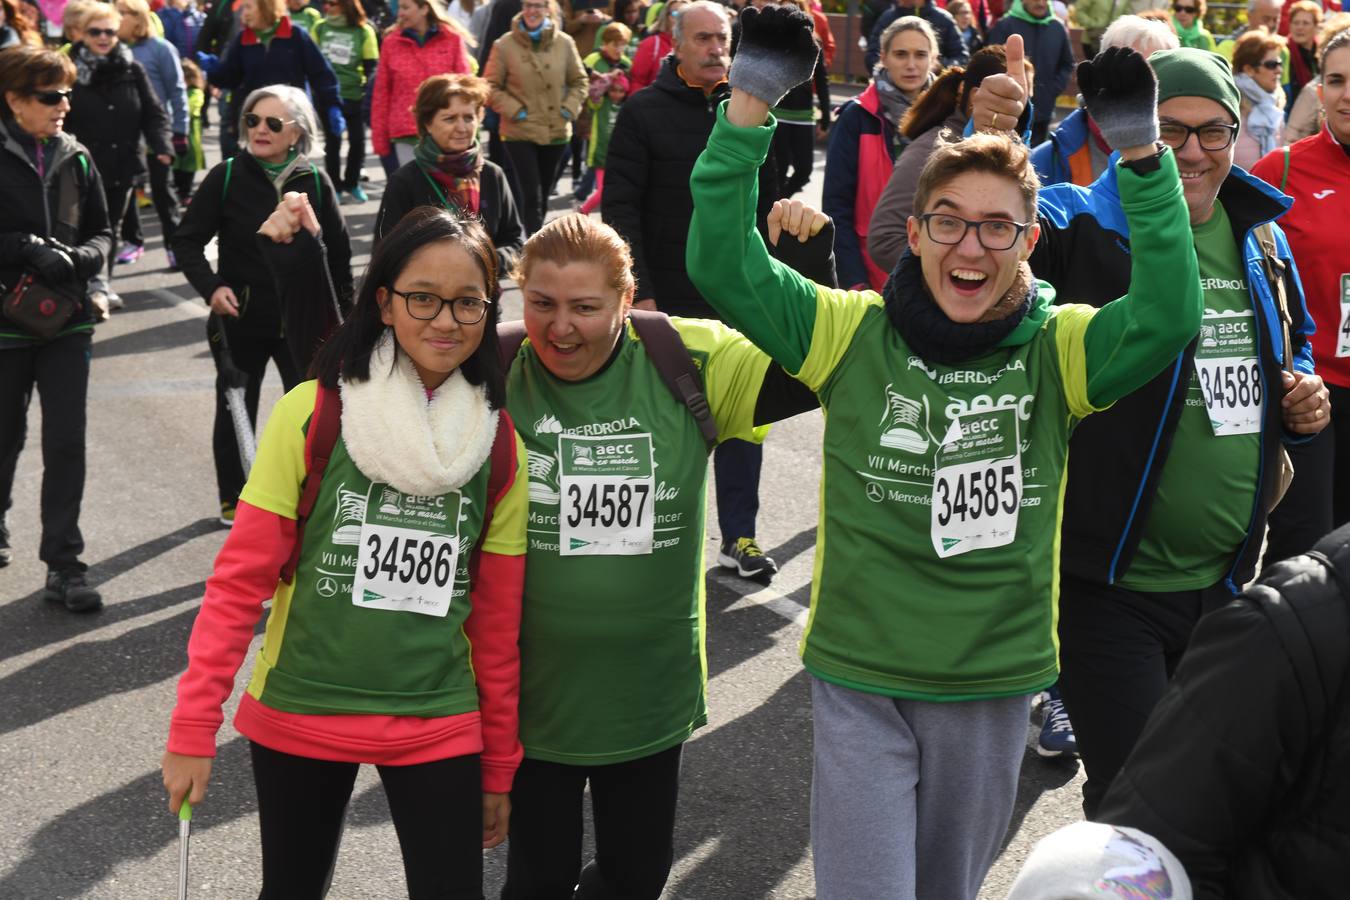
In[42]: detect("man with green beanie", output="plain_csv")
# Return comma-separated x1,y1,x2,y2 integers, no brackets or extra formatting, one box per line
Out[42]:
991,46,1327,818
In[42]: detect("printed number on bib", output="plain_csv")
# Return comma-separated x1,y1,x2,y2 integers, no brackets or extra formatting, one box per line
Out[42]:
350,485,461,617
324,33,355,65
1195,310,1262,435
559,433,655,555
930,407,1022,558
1337,274,1350,358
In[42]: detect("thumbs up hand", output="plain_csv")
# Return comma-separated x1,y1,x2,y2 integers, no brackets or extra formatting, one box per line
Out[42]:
969,34,1029,136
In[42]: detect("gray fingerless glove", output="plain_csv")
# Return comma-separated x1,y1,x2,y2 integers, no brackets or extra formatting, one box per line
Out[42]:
728,5,819,109
1078,46,1160,150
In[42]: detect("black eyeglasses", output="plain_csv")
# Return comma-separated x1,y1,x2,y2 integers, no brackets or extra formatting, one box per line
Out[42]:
31,89,71,106
391,289,493,324
84,26,117,37
915,213,1029,251
1159,121,1239,151
1173,3,1197,11
243,113,296,132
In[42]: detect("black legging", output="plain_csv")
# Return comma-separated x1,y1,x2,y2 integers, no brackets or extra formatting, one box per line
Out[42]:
772,123,815,199
120,154,181,249
250,742,484,899
502,743,683,900
324,96,368,192
502,141,567,235
208,317,301,505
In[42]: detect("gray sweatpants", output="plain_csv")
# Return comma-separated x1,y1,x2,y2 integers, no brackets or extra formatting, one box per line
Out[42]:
810,676,1032,900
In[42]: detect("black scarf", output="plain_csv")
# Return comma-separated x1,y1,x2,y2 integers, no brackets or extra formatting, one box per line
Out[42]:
73,42,133,86
883,248,1035,365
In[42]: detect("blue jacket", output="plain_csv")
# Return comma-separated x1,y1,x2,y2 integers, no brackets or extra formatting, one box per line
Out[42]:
158,5,205,59
985,13,1074,125
866,0,968,70
1031,105,1088,185
130,36,189,135
210,17,340,127
822,89,897,290
1033,161,1315,590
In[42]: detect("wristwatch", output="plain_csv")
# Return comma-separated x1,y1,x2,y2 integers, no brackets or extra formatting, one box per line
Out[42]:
1120,142,1167,175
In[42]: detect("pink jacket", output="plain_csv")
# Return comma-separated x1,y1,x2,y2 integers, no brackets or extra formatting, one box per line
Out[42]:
371,26,474,156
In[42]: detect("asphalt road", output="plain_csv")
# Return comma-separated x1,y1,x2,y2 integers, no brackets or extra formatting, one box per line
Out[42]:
0,119,1086,899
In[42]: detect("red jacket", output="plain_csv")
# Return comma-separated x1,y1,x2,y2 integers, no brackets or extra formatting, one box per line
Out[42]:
371,26,473,155
1251,126,1350,387
629,31,672,93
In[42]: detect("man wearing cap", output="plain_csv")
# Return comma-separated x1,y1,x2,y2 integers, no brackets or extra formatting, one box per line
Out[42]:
983,47,1327,818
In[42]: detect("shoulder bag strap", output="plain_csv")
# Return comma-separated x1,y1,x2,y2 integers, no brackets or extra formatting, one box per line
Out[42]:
497,319,528,368
1254,222,1294,376
281,382,343,583
629,308,718,452
468,410,517,584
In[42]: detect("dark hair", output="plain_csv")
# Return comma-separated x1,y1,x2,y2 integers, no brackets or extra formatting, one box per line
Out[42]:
1,0,40,46
901,45,1017,140
329,0,367,28
0,45,76,120
312,206,506,409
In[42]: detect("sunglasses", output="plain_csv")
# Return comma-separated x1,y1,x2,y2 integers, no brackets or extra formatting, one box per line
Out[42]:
85,26,117,37
31,88,71,106
1258,58,1283,70
1172,4,1197,11
243,113,295,132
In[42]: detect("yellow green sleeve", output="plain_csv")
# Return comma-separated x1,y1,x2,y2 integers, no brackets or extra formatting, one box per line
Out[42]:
671,317,772,444
795,285,884,393
362,23,379,60
480,431,528,556
238,381,317,520
1078,150,1202,409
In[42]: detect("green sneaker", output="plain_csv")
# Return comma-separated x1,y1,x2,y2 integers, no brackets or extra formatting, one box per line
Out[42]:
219,501,236,528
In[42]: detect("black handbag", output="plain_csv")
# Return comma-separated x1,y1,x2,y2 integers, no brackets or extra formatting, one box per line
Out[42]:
3,274,82,341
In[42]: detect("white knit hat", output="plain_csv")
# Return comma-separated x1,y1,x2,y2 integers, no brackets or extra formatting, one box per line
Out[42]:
1007,822,1193,900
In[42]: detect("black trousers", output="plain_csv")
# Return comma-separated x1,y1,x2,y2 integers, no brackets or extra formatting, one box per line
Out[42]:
210,320,301,505
324,97,368,192
502,141,567,235
173,168,197,204
0,333,92,570
121,154,181,248
250,742,484,900
713,437,762,540
1328,382,1350,525
772,123,815,199
501,743,683,900
1056,573,1233,819
103,181,136,283
1264,424,1335,565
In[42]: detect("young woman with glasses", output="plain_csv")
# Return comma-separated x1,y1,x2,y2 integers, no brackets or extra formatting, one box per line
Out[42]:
171,84,353,528
163,200,526,899
1171,0,1216,50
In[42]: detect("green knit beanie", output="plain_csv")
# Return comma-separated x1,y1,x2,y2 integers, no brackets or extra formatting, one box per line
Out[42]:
1148,47,1242,125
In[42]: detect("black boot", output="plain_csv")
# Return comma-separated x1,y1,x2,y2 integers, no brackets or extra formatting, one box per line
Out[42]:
44,568,103,613
0,515,9,568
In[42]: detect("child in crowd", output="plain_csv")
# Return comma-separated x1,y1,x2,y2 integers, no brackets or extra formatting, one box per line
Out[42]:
174,57,206,203
573,21,631,200
579,69,628,214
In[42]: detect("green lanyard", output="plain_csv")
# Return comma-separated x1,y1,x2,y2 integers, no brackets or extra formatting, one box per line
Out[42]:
419,164,463,215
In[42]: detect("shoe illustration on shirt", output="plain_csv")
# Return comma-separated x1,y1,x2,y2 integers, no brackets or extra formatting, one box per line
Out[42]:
1199,323,1219,350
878,385,930,454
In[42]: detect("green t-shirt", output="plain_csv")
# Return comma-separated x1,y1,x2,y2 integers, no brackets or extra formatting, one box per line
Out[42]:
289,5,324,33
506,317,770,764
313,18,380,100
1119,202,1261,591
686,105,1202,700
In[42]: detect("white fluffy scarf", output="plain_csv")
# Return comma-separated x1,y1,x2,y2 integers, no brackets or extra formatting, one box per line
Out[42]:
339,330,498,496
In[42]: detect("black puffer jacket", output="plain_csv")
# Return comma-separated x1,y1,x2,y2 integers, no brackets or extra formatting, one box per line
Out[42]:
602,56,778,318
373,156,525,277
63,43,173,189
0,121,111,346
172,152,353,358
1100,523,1350,899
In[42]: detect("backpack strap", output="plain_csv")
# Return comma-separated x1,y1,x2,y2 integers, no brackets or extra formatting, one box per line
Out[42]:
497,319,528,368
222,156,234,203
1254,222,1294,376
468,411,517,584
281,382,343,584
629,309,718,452
53,152,83,235
1280,146,1291,193
310,162,322,206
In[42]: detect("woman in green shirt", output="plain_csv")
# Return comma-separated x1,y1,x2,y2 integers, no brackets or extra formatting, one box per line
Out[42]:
689,9,1202,897
312,0,379,202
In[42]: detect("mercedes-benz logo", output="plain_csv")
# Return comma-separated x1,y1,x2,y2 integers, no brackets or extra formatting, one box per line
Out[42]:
316,576,339,598
865,482,885,503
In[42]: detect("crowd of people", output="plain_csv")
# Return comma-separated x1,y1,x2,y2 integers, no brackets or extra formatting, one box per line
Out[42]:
2,0,1350,895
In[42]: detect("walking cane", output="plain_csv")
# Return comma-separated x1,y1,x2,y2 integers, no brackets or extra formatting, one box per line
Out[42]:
177,801,192,900
208,313,257,476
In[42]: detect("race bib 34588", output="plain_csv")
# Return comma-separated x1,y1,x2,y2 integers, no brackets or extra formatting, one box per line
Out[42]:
1195,309,1263,436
